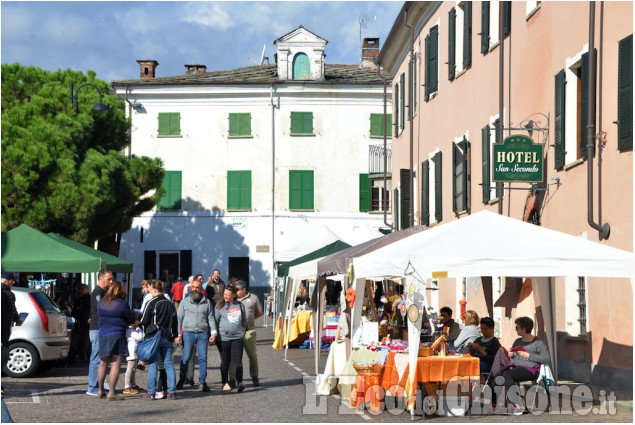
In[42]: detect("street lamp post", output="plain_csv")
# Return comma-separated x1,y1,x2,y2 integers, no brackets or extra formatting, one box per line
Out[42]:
69,82,110,113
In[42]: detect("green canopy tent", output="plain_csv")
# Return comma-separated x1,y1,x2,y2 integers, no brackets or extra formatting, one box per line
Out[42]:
47,232,132,273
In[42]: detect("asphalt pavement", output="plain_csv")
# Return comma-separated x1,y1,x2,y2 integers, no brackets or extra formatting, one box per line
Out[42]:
1,317,632,423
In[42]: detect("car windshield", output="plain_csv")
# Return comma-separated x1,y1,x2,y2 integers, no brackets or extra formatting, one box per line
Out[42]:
31,291,61,314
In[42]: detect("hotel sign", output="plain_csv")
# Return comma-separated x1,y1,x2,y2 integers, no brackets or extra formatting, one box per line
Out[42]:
493,135,543,183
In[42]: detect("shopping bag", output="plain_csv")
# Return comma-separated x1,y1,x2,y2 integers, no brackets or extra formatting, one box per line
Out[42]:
138,331,162,362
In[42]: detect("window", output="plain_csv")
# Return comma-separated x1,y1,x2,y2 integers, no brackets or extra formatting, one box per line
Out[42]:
157,171,182,211
158,112,181,136
424,25,439,101
289,170,314,210
555,48,595,168
618,34,633,150
228,113,252,137
409,53,418,117
370,113,392,137
449,2,472,81
399,73,406,130
480,1,511,54
420,152,442,226
564,276,588,336
290,112,313,135
359,174,371,212
526,1,541,20
452,137,470,214
399,168,412,229
227,171,251,210
361,173,391,212
292,53,310,80
394,81,400,136
481,118,500,203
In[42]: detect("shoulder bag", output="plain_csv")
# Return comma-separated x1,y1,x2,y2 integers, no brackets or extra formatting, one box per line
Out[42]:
138,302,169,362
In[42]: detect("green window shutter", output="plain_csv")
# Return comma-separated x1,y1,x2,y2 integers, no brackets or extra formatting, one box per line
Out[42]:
482,125,491,203
493,119,502,199
463,1,472,68
412,55,417,115
158,113,169,136
170,113,180,136
291,112,302,134
449,7,456,81
400,73,405,129
289,170,314,210
481,1,490,54
227,171,251,210
452,143,458,214
421,160,430,226
554,69,566,168
370,114,382,136
399,169,411,229
429,26,439,94
158,113,180,136
239,113,252,136
394,83,400,135
303,112,313,134
462,138,469,212
359,174,370,212
425,34,431,101
618,34,633,150
393,188,400,230
229,113,240,136
503,1,512,37
434,151,443,223
157,171,182,210
386,114,392,137
291,112,312,134
580,51,591,159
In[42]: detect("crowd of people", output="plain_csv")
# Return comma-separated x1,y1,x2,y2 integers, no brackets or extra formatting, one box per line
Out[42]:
84,269,263,401
435,306,551,415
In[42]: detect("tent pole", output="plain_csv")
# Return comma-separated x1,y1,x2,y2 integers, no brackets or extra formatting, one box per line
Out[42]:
549,276,558,381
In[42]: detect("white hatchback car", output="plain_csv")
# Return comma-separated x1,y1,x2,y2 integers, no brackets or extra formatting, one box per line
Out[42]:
3,287,70,378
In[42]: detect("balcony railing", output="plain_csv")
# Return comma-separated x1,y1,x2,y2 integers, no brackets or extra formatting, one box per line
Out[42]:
369,144,392,174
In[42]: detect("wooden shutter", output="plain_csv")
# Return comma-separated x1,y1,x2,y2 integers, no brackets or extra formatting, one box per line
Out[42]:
290,112,301,134
421,161,430,226
452,143,458,213
370,114,382,136
228,171,251,210
412,55,417,115
289,171,313,210
481,1,490,53
400,73,405,129
239,113,251,136
493,119,502,199
386,114,393,137
394,83,400,135
463,1,472,67
393,188,400,230
580,51,591,159
482,125,491,203
554,69,566,169
229,113,240,136
434,151,443,223
144,251,156,280
429,26,439,94
359,174,370,212
399,168,411,229
425,34,431,101
170,113,180,136
449,7,456,81
158,113,169,136
303,112,313,134
158,171,181,210
180,250,192,281
618,34,633,150
503,1,511,36
159,113,180,136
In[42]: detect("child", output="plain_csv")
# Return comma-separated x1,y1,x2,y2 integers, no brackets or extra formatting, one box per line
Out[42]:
123,312,144,395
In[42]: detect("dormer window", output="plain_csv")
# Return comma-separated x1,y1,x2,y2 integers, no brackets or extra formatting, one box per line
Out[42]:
293,53,310,80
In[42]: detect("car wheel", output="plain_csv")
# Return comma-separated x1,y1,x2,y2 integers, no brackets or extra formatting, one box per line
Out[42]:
2,342,40,378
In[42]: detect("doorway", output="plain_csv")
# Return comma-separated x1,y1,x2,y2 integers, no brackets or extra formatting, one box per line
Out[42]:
159,253,179,283
228,257,250,288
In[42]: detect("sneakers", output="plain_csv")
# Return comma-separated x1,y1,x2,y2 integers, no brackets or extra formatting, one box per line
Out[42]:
252,377,260,387
133,385,145,392
123,387,139,395
155,391,165,399
165,393,176,400
185,378,195,386
86,389,99,396
222,383,232,391
176,378,185,390
508,405,524,415
237,383,245,393
143,393,155,400
228,379,237,389
107,394,124,401
198,382,210,392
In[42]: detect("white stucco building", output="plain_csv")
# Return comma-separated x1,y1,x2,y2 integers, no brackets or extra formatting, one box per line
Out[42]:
112,27,393,299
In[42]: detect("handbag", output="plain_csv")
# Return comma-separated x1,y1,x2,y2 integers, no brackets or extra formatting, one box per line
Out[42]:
138,305,169,362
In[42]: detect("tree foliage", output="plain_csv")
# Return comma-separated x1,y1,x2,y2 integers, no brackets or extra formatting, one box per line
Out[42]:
1,63,165,244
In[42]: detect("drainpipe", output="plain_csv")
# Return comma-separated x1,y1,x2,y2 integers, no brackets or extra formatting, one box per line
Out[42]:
124,85,133,159
375,58,394,231
270,83,277,298
497,2,504,215
587,2,610,240
404,9,415,227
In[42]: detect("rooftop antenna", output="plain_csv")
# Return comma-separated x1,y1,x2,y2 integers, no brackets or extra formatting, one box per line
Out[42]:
358,13,377,62
248,44,269,65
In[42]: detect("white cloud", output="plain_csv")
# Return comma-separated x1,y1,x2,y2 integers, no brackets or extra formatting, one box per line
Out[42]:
181,2,233,30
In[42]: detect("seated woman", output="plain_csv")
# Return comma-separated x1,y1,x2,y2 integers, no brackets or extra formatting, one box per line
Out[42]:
467,317,501,373
495,316,550,415
295,282,310,307
448,310,481,354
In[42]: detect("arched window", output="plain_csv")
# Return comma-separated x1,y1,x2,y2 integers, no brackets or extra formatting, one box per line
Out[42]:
292,53,310,80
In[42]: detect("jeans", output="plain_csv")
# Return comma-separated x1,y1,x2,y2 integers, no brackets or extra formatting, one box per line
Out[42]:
147,337,176,395
220,338,244,384
180,332,208,383
87,330,100,392
1,398,13,423
230,329,258,381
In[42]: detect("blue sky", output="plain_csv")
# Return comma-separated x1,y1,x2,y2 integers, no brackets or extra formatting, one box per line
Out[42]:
1,1,404,82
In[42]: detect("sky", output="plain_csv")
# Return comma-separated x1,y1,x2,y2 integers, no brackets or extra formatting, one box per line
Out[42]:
1,1,404,82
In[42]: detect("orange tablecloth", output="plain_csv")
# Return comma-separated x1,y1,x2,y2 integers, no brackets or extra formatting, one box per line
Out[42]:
272,311,312,349
350,351,479,411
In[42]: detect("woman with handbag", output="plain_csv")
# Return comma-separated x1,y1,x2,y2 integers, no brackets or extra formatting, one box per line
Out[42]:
97,281,135,400
140,280,178,400
210,285,247,393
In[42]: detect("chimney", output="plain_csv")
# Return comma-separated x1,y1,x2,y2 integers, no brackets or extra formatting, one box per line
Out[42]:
361,37,380,69
184,64,207,76
137,59,159,79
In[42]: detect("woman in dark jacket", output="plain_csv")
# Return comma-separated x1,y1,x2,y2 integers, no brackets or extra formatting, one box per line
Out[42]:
97,281,134,400
140,280,178,399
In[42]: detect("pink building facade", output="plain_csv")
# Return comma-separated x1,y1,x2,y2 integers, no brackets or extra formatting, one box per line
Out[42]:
379,1,632,390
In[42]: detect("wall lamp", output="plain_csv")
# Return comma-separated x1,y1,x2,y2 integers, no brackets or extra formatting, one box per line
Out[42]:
69,82,110,113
